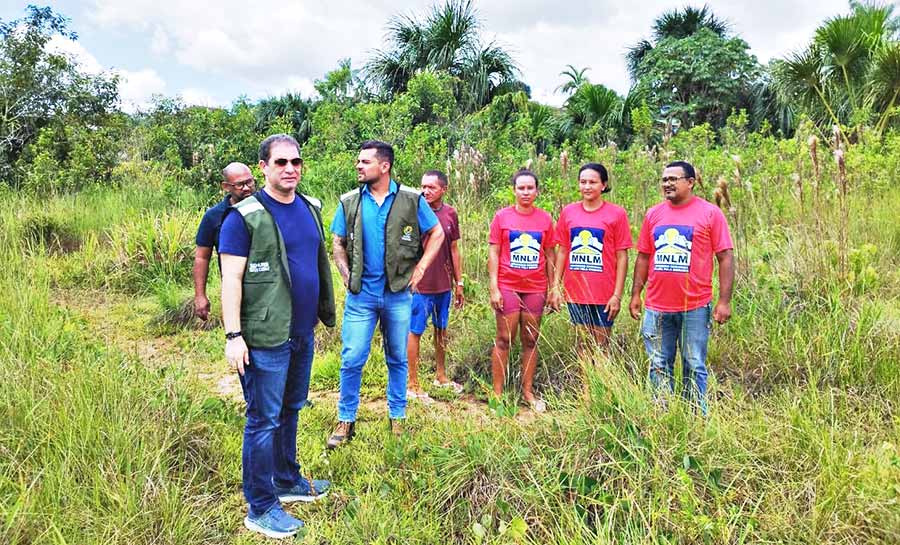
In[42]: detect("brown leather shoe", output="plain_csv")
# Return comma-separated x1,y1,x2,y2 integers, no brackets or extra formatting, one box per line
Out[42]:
327,421,355,449
389,418,403,437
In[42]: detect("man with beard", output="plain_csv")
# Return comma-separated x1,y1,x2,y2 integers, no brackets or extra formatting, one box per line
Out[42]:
193,162,255,320
328,140,445,448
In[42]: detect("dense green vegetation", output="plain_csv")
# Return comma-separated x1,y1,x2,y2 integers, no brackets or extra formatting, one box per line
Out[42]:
1,2,899,544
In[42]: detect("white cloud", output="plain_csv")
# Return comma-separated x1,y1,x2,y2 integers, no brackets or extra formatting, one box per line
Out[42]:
82,0,852,106
179,87,220,107
150,26,170,55
119,68,167,111
47,35,166,111
47,35,104,74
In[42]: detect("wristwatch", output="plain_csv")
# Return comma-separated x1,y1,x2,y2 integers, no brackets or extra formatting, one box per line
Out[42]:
225,331,242,341
456,281,464,287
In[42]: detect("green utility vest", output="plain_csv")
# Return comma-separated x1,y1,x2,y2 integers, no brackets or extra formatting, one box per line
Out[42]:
231,192,336,348
340,184,423,294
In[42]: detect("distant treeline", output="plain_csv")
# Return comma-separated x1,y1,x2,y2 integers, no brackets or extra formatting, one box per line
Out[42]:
1,2,898,194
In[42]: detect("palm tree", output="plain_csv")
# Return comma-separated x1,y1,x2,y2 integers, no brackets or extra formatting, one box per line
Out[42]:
626,5,729,81
559,83,624,140
555,65,590,95
254,93,312,143
772,2,900,136
365,0,519,110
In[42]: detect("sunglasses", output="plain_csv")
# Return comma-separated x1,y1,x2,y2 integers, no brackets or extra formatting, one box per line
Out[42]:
224,178,256,189
661,176,689,184
271,158,303,167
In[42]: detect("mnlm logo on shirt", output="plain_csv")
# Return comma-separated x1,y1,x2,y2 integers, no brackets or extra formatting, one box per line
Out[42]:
653,225,693,272
568,227,604,272
509,230,542,270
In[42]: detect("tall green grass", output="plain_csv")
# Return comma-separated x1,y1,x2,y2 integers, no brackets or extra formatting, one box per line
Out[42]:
2,129,899,543
0,199,236,543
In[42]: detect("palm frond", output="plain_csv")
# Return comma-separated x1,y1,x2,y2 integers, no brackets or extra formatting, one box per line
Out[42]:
652,4,728,41
425,0,479,71
555,64,590,94
869,41,900,110
625,39,653,82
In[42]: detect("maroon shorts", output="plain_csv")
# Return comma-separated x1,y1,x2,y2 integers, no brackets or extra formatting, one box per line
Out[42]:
497,289,546,316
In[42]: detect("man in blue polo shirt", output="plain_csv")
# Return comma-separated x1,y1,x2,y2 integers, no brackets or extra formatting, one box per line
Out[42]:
192,162,255,321
328,140,445,448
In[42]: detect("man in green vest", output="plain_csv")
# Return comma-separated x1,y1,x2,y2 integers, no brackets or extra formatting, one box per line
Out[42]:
220,134,336,539
328,140,445,448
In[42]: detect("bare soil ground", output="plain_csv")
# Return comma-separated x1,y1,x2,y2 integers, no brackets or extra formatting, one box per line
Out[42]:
51,288,540,425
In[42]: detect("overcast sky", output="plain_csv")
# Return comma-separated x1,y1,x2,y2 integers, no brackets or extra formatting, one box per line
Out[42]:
4,0,855,110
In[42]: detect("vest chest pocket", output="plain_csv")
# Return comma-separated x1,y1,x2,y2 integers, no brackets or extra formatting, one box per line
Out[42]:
396,237,421,259
241,307,268,322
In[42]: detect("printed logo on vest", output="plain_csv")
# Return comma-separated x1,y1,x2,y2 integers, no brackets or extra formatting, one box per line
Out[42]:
509,230,542,270
401,225,414,242
568,227,605,272
652,225,693,272
248,261,270,273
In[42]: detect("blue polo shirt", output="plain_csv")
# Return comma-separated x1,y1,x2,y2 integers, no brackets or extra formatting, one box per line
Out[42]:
195,195,232,251
331,180,438,296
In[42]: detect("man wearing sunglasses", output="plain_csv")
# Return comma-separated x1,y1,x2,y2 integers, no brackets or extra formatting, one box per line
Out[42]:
192,162,255,321
629,160,734,416
219,134,336,539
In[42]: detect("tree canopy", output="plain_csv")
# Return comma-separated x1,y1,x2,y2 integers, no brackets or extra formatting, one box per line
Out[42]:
365,0,520,112
772,2,900,137
0,6,119,181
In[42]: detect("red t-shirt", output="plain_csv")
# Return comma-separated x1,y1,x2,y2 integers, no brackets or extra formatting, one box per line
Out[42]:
489,206,556,293
555,201,633,305
418,204,460,294
637,196,733,312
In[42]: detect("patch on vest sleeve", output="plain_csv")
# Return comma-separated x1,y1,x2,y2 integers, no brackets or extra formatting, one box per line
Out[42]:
248,261,270,273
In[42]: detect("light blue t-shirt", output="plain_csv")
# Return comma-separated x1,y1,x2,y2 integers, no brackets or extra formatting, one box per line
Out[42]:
331,180,438,296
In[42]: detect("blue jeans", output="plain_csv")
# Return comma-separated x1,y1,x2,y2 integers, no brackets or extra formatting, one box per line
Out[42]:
338,289,412,421
641,304,711,414
239,333,314,518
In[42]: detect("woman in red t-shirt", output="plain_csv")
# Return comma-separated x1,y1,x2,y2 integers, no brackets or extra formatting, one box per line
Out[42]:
551,163,633,352
487,169,556,413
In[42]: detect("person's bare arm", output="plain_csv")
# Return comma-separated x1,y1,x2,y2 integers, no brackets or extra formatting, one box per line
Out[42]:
221,254,249,375
488,244,502,311
332,234,350,288
193,246,213,320
450,239,464,308
605,249,628,320
551,244,567,310
545,245,559,311
713,249,735,324
409,225,445,291
629,252,650,320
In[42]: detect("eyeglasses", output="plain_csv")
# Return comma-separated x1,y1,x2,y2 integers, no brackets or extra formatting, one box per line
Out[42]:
661,176,690,184
225,178,256,189
271,158,303,167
